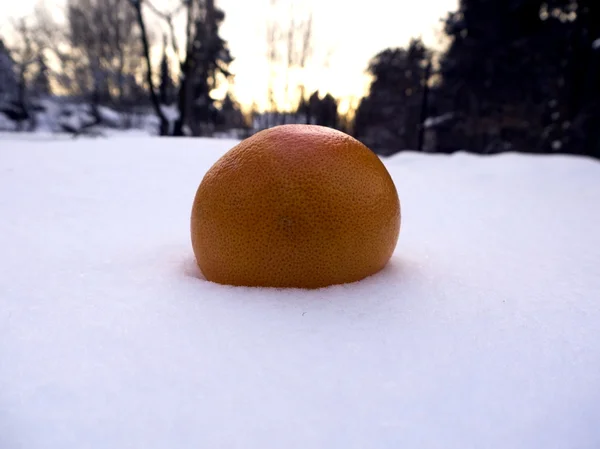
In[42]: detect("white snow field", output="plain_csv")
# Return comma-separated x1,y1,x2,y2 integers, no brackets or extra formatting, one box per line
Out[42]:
1,135,600,449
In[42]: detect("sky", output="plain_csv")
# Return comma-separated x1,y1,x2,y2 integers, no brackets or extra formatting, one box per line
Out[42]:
1,0,458,112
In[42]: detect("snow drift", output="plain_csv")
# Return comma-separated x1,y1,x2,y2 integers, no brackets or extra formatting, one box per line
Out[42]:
1,135,599,449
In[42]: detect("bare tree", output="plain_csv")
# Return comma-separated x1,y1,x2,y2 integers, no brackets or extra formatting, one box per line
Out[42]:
298,12,313,69
283,4,296,110
265,0,314,124
127,0,233,136
129,0,193,135
128,0,169,135
29,0,151,133
0,39,18,105
127,0,194,135
145,2,184,60
31,5,70,91
4,18,40,130
65,0,147,105
294,10,313,121
265,0,280,127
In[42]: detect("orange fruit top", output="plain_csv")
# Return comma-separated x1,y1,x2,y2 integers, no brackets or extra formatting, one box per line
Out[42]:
191,124,401,289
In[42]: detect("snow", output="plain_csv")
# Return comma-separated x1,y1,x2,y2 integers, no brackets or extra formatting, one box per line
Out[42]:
0,111,17,131
97,105,122,128
0,96,164,135
1,136,600,449
159,104,180,135
160,104,179,122
423,112,454,128
592,38,600,50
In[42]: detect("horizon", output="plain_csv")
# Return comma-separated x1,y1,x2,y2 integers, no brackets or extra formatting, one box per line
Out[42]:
0,0,458,113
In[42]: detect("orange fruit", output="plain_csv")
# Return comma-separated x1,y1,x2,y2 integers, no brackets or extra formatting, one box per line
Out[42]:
190,124,400,289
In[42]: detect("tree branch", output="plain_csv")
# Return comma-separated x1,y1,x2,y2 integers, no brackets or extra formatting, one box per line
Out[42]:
128,0,169,135
145,1,184,62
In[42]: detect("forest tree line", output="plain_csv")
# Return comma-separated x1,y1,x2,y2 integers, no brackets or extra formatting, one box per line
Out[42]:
0,0,599,159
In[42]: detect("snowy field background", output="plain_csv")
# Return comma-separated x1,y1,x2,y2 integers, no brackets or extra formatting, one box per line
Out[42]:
1,134,600,449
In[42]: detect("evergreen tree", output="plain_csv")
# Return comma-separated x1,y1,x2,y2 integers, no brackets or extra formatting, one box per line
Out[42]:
307,90,320,124
317,94,338,129
550,0,600,158
129,0,233,136
298,90,340,128
296,95,310,123
438,0,549,153
437,0,600,157
188,0,233,135
354,39,431,153
218,92,244,128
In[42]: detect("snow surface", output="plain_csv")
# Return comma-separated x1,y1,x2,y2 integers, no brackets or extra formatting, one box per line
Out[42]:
97,106,123,128
423,112,454,128
1,136,600,449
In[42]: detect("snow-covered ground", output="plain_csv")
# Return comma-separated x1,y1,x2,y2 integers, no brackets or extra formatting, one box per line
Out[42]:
1,135,599,449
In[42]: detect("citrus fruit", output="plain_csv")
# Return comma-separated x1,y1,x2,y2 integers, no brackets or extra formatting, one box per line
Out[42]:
190,124,400,289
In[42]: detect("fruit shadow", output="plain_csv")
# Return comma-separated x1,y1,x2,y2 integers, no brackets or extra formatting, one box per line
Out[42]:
182,256,207,281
